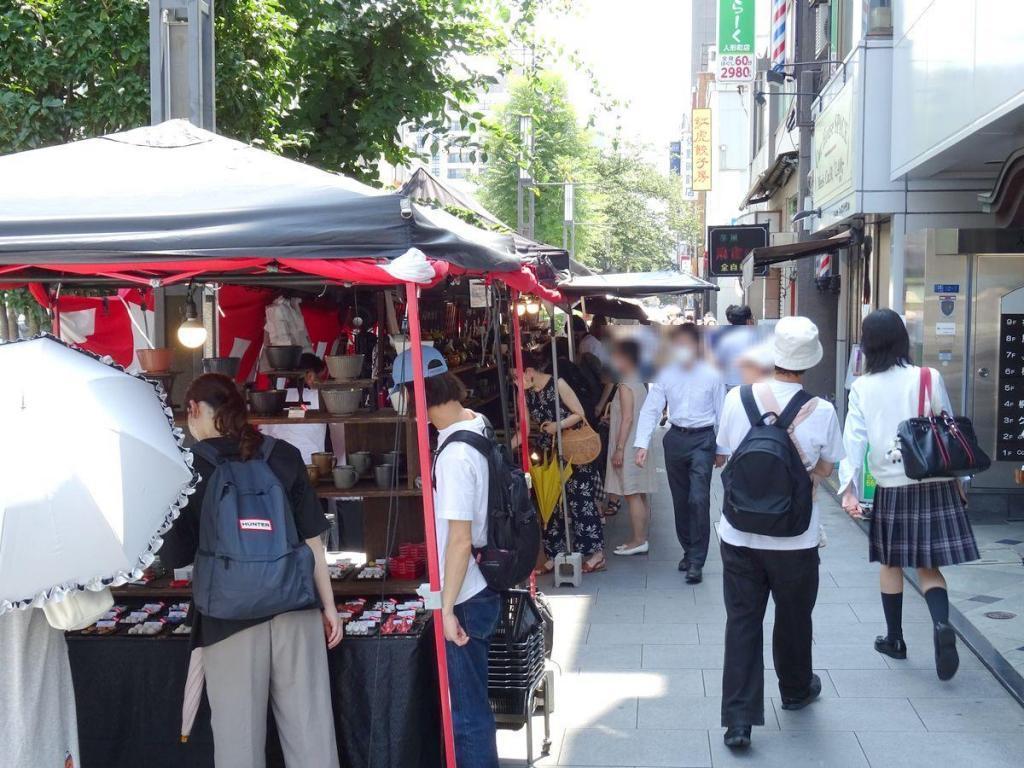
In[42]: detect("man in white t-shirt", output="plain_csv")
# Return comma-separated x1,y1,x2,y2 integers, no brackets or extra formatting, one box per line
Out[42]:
392,346,499,768
713,317,844,750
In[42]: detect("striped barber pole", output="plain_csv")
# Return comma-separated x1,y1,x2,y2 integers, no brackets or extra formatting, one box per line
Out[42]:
815,252,832,279
771,0,787,70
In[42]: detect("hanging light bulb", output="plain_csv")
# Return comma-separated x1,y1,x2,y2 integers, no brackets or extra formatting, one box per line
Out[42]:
526,298,540,314
177,295,207,349
516,301,527,317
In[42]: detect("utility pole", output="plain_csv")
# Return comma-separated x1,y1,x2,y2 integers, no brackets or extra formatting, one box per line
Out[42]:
794,1,815,244
516,114,535,239
148,0,215,130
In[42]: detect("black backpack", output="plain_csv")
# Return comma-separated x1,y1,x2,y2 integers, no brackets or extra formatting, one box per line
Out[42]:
433,429,540,591
721,386,814,537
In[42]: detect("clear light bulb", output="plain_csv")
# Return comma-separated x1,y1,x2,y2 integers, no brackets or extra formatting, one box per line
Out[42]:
177,299,207,349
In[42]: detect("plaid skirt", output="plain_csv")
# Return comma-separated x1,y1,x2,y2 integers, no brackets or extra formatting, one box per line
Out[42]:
870,480,979,568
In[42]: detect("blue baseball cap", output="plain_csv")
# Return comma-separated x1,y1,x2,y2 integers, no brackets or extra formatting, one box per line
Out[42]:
391,344,448,393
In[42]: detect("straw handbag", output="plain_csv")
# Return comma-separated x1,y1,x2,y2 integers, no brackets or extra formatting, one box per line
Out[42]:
560,422,602,465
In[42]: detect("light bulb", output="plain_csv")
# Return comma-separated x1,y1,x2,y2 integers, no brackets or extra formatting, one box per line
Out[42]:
526,300,540,314
516,302,527,317
177,299,207,349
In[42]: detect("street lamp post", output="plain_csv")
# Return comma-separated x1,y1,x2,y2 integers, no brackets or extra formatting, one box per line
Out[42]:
517,114,534,239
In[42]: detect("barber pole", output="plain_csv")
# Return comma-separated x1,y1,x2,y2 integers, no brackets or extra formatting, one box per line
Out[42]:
815,253,832,279
771,0,787,71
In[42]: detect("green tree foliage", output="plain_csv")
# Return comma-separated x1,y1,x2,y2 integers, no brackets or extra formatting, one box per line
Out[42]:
0,0,519,179
478,72,701,272
479,72,599,258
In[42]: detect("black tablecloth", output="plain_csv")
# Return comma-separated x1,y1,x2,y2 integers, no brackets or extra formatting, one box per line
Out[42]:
67,627,440,768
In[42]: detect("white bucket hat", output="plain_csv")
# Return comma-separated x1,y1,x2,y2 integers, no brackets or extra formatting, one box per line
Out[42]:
773,317,822,371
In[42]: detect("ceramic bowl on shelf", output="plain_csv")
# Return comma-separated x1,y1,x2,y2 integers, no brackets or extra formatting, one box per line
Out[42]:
248,389,287,416
202,356,241,377
264,345,302,371
375,450,405,470
321,387,363,415
332,465,359,489
137,348,173,373
325,354,364,380
306,464,320,484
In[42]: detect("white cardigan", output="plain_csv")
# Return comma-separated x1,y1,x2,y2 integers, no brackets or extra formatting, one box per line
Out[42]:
838,365,953,494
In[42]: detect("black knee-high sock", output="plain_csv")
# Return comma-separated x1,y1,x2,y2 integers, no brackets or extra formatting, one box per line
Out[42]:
881,592,903,641
924,587,950,625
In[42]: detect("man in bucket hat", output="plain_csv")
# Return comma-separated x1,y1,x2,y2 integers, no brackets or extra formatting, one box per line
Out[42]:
713,317,844,749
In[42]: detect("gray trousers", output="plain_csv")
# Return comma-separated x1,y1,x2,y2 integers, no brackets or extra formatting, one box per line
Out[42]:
203,608,340,768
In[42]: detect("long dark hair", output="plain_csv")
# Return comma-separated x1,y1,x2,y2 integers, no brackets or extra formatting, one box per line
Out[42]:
186,373,263,460
861,308,912,374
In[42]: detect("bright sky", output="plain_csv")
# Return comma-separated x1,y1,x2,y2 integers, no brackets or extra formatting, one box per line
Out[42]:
540,0,693,161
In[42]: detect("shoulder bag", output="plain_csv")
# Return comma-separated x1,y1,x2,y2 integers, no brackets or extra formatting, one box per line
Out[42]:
896,367,991,480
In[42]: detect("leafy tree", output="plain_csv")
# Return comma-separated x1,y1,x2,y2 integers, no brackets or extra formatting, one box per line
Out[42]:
478,72,600,259
0,0,528,179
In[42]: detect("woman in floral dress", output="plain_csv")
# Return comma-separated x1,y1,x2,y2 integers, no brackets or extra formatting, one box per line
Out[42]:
522,351,606,572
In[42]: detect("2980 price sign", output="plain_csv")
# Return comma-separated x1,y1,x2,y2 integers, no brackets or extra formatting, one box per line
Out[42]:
718,54,754,83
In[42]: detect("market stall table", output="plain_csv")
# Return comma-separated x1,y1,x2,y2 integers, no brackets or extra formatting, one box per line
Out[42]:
67,620,440,768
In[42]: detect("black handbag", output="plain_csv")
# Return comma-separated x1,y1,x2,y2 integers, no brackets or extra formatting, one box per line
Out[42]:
897,367,991,480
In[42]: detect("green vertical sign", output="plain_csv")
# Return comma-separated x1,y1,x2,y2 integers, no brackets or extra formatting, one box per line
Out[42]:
717,0,756,83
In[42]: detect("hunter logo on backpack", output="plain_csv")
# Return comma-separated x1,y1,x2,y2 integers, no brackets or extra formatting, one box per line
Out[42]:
721,385,815,537
433,428,540,592
191,437,316,620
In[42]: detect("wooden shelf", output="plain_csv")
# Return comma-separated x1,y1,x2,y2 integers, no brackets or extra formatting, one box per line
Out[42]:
449,363,497,376
466,393,500,408
111,576,422,598
316,481,421,499
175,409,412,427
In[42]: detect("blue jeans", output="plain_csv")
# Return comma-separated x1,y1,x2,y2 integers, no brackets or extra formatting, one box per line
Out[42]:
445,587,500,768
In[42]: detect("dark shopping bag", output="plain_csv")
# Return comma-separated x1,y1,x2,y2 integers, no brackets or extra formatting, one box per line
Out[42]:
897,367,991,480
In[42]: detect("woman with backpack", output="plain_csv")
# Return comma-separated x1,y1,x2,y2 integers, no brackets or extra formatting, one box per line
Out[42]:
839,309,979,681
161,373,341,768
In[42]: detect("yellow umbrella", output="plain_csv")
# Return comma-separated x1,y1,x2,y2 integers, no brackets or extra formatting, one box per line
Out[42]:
529,452,573,526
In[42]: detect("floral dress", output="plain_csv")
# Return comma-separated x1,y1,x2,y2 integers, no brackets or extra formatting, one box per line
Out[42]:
526,377,604,556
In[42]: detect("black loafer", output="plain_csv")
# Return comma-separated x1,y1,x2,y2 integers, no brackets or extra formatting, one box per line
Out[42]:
678,557,690,572
723,726,751,749
780,673,822,711
685,565,703,584
934,622,959,681
874,635,907,660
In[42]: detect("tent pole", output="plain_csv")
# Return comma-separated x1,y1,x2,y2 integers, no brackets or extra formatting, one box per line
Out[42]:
405,282,458,768
549,311,572,553
510,290,531,474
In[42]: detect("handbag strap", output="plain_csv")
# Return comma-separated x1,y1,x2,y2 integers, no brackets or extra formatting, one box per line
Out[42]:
918,367,934,417
755,383,816,469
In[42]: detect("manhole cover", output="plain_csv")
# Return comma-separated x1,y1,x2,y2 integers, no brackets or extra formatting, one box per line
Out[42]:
984,611,1017,620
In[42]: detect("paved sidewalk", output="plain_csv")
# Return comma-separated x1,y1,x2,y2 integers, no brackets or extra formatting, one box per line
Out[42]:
497,433,1024,767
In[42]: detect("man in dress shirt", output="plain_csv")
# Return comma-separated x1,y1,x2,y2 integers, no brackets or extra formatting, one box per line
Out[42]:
634,324,725,583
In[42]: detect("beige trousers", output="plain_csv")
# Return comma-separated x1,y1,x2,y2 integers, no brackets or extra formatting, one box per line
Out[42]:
203,608,340,768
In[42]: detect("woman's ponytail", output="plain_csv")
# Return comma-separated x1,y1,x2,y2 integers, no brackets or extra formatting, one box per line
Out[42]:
185,373,264,460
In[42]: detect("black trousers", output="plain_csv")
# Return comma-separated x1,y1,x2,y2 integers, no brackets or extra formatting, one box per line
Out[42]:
720,542,819,727
662,427,716,567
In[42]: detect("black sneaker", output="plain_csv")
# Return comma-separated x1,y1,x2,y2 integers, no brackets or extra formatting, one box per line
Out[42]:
678,557,690,572
934,622,959,681
780,673,822,711
874,635,907,660
685,564,703,584
723,726,751,749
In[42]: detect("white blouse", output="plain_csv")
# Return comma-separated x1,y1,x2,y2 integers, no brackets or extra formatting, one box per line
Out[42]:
838,365,953,494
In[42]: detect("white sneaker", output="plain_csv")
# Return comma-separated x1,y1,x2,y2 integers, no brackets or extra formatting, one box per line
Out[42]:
613,542,649,556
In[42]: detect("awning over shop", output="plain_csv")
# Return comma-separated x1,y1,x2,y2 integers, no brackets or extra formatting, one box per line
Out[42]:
574,295,647,321
744,231,852,269
740,151,798,208
558,271,718,298
0,121,520,273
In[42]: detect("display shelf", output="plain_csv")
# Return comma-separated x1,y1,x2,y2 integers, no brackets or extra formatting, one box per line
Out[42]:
466,393,500,408
174,408,411,427
449,363,497,376
316,481,421,499
110,576,422,598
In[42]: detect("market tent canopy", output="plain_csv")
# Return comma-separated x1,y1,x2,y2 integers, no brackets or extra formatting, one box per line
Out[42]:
574,295,647,321
0,121,520,273
744,231,853,268
558,271,719,298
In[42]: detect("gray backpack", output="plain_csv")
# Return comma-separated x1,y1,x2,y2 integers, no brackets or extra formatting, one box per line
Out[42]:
191,437,316,620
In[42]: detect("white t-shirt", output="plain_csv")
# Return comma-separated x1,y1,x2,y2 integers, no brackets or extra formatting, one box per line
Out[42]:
433,413,490,605
715,380,844,551
579,334,609,366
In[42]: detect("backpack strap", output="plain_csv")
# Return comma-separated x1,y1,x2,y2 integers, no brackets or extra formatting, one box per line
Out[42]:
775,389,813,430
255,435,276,462
431,429,494,486
190,440,224,467
739,385,763,426
756,384,816,469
